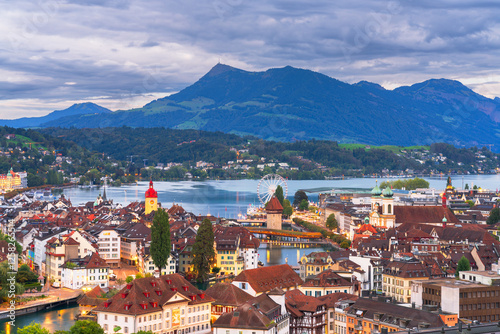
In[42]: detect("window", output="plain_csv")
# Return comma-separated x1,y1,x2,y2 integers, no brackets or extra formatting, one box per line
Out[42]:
104,315,107,320
115,316,118,321
124,328,128,334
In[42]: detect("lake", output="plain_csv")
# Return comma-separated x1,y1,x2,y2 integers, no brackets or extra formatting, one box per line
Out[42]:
62,175,500,218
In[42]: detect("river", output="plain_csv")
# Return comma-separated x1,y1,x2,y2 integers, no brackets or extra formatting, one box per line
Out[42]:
62,175,500,218
0,304,79,334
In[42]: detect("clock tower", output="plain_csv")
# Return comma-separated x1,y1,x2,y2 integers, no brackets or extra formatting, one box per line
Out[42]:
145,180,158,215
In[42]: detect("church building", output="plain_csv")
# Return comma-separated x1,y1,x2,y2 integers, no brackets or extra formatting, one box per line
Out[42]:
368,182,396,229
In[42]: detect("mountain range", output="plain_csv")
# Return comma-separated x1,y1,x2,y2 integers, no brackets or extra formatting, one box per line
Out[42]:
2,64,500,147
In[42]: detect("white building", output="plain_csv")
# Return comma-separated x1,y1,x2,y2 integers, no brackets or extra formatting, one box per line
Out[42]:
61,252,109,289
98,228,121,268
33,228,68,274
94,274,213,334
137,245,177,276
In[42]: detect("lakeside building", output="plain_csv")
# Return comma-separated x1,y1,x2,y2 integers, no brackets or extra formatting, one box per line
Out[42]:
213,225,260,276
0,168,26,192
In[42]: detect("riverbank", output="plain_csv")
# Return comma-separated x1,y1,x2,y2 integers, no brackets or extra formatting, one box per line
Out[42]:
0,288,81,320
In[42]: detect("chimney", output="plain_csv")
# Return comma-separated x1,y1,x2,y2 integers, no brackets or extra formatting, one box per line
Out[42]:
412,302,415,309
382,328,388,334
471,214,476,224
441,194,447,208
458,322,462,332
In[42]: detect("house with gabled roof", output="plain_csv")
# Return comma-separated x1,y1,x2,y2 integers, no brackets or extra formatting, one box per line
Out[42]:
61,252,109,289
232,264,303,296
212,290,289,334
93,274,214,334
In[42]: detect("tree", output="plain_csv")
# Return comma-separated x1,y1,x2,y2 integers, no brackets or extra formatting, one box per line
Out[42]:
150,209,171,273
293,190,308,207
18,323,50,334
135,331,153,334
455,256,471,277
275,185,285,206
135,273,143,279
282,199,293,218
192,218,215,282
125,276,134,283
466,200,475,208
340,240,351,249
326,214,338,230
465,183,469,190
487,207,500,225
69,320,104,334
299,199,309,211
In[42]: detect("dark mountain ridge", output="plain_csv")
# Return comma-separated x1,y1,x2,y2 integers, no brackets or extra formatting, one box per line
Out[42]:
3,64,500,147
0,102,111,128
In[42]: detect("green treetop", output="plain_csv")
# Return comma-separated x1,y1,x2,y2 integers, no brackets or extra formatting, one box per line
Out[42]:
275,185,285,206
487,207,500,225
293,190,308,207
455,256,471,278
18,323,50,334
150,209,171,274
69,320,104,334
326,214,338,230
192,218,216,282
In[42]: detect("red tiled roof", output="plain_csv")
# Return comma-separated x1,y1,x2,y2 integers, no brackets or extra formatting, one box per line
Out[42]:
394,206,459,225
285,289,325,315
93,274,214,315
318,292,359,307
265,196,283,212
233,264,303,293
302,270,354,288
85,252,109,269
205,283,253,307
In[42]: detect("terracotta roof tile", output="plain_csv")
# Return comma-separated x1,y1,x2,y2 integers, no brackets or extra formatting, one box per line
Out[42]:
233,264,303,293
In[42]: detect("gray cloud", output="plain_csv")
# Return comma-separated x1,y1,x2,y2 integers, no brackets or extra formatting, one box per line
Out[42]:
1,0,500,117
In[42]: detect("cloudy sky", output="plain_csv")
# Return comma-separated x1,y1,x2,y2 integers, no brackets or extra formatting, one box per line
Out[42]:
1,0,500,118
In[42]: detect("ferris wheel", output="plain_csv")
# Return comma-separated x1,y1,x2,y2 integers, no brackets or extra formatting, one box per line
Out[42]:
257,174,288,205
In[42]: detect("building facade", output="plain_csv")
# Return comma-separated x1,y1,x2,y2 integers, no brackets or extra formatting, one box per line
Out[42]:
94,274,214,334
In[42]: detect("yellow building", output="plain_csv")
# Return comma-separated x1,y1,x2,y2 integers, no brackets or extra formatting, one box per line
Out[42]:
215,236,244,276
0,168,22,192
145,180,158,215
383,260,430,303
299,251,335,279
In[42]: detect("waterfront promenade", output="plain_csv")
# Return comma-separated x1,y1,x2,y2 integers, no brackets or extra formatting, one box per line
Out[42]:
0,288,81,320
